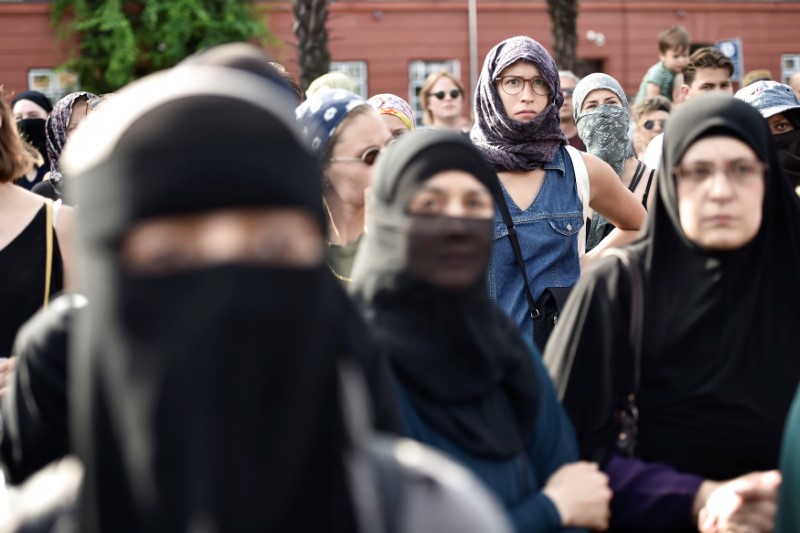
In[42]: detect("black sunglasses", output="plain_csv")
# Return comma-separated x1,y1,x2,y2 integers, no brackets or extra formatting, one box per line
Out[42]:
329,146,383,166
643,119,667,131
432,89,461,100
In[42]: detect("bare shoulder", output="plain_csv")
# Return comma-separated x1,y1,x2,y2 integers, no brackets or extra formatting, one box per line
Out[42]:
579,152,616,183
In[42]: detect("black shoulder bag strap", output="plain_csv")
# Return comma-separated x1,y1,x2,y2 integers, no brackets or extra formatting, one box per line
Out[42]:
495,189,540,320
605,248,644,457
641,168,656,208
627,160,647,193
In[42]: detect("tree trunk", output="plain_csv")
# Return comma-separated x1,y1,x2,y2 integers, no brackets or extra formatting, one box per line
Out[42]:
293,0,331,92
547,0,578,72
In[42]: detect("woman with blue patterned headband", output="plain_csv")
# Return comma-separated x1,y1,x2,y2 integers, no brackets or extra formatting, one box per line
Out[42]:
297,89,392,284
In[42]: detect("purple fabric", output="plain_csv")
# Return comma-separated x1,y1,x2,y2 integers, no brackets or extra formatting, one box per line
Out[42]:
605,454,705,531
470,36,566,171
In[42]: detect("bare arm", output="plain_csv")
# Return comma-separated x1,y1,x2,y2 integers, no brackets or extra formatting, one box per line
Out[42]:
581,153,647,269
54,205,76,290
671,73,684,104
645,82,661,97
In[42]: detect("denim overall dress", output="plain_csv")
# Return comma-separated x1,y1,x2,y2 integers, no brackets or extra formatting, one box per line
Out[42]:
488,147,584,342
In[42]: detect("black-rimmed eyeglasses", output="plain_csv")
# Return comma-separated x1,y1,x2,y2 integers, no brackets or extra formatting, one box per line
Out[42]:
495,76,550,96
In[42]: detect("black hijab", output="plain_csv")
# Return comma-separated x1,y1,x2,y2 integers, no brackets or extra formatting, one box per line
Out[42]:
546,94,800,480
351,130,539,459
62,66,360,532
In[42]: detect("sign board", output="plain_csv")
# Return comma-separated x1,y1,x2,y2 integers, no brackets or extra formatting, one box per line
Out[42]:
716,38,744,83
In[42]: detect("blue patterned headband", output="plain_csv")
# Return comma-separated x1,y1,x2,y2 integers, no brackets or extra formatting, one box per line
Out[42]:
295,89,368,157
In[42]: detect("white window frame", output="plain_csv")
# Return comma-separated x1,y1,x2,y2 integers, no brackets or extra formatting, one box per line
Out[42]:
409,60,461,126
27,68,80,102
781,54,800,85
331,60,368,99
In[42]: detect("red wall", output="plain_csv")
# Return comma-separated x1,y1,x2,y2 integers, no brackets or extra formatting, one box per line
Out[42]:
265,1,800,99
1,1,799,100
0,3,69,98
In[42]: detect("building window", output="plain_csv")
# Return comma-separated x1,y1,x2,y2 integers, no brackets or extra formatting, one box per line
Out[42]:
782,54,800,85
27,69,80,102
409,60,461,126
331,61,368,99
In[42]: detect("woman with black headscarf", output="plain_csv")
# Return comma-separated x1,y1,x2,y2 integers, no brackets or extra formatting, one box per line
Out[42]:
59,61,509,533
470,36,645,347
12,90,53,190
351,129,612,532
545,94,800,532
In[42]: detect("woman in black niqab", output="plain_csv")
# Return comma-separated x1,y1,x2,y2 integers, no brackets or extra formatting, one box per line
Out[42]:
545,94,800,530
351,130,612,532
62,65,364,532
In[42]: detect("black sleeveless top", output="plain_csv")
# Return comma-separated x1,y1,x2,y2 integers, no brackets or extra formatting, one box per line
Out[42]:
0,204,64,356
585,160,655,252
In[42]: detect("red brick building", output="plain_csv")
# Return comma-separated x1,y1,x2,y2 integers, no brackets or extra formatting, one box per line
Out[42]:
2,0,800,115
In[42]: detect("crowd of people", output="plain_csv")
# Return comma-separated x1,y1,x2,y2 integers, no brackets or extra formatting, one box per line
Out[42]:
0,30,799,532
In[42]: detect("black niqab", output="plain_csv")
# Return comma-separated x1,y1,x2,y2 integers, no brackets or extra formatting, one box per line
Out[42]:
63,66,359,532
546,94,800,480
351,130,539,459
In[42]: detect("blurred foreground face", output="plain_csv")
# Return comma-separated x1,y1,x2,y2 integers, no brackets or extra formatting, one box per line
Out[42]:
404,170,494,291
676,136,764,251
122,208,325,275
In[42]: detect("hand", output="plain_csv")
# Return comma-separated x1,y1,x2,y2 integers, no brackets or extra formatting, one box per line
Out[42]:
542,461,612,530
0,357,16,399
698,471,781,533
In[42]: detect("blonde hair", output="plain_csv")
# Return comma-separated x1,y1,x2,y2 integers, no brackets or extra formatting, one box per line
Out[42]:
0,89,36,183
420,71,466,125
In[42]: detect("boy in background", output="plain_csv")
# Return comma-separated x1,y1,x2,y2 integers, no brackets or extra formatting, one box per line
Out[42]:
636,25,690,103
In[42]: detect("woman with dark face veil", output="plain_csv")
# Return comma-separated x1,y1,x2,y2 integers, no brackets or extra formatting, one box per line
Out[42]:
56,63,508,533
545,95,800,532
350,130,612,532
63,65,359,533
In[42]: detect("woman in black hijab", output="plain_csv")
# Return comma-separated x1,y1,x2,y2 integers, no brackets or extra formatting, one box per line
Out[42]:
545,94,800,532
60,64,381,532
351,130,612,532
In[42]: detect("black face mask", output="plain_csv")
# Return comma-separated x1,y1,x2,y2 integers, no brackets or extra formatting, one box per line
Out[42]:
405,215,493,292
16,118,47,152
775,129,800,188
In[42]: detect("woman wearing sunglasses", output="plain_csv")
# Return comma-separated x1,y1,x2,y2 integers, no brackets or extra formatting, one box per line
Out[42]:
471,36,646,347
631,95,671,158
296,89,392,284
420,71,467,133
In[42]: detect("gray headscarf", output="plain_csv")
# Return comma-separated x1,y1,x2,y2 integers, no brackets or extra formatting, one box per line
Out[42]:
572,73,634,177
470,36,566,172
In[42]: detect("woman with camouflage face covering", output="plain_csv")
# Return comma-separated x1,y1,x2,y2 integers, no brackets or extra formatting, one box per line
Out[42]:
573,73,656,252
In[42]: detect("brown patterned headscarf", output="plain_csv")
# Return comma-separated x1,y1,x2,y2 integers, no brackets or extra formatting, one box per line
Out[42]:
46,91,96,187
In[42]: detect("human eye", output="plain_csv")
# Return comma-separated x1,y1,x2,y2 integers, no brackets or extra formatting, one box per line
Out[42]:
408,191,443,215
465,193,494,217
729,161,760,181
773,120,792,134
533,78,546,89
504,77,522,88
584,102,598,110
681,165,712,182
